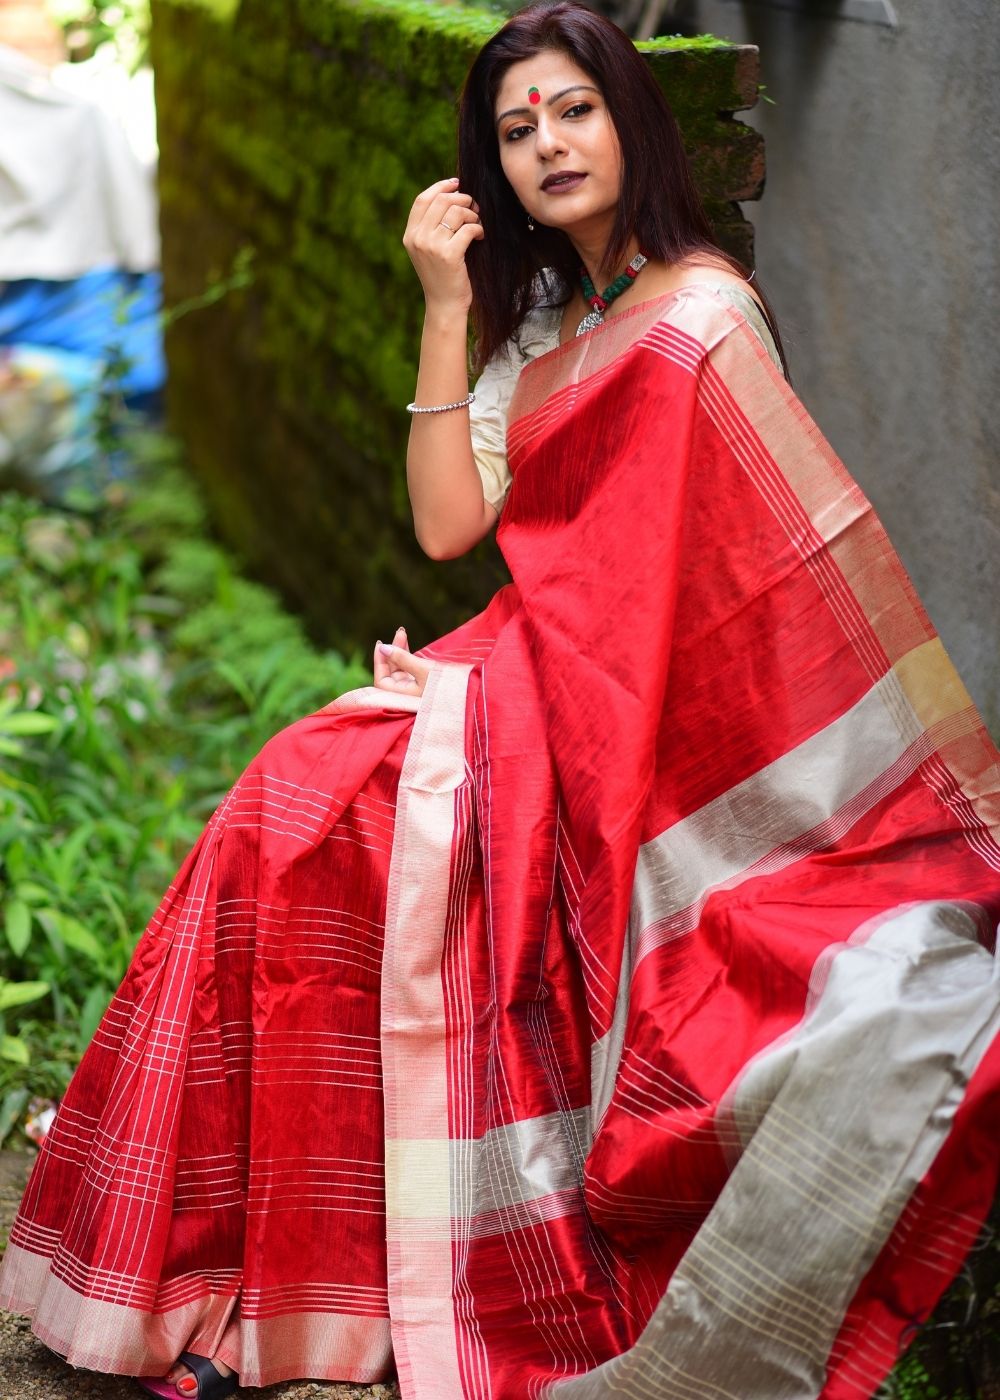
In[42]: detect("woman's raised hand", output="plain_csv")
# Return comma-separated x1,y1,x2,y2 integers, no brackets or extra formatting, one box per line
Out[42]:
402,177,483,313
373,625,431,699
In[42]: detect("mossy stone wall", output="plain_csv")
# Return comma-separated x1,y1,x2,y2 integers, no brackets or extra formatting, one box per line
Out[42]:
150,0,764,654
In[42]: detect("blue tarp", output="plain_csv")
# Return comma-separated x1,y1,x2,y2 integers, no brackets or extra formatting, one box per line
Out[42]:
0,266,164,396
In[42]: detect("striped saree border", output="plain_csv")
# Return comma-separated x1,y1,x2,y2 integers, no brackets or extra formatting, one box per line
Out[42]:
379,661,473,1398
0,1242,236,1377
698,354,997,856
0,1242,393,1387
681,291,999,856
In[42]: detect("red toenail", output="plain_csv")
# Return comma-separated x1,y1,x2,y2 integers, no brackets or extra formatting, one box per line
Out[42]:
177,1380,197,1395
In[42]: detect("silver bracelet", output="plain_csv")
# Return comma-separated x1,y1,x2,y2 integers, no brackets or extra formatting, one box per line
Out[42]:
406,392,475,414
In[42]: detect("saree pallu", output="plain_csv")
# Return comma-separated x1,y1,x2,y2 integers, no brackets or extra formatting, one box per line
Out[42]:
2,286,999,1398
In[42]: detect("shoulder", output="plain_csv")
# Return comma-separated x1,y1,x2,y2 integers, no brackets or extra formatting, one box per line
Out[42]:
664,266,785,378
668,258,766,314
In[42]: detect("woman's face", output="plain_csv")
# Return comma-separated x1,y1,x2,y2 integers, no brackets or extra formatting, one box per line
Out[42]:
494,51,623,244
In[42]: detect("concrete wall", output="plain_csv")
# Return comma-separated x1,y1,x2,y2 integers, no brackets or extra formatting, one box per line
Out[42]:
678,0,1000,734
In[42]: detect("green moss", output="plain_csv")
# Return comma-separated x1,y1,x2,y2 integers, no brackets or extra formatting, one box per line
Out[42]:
157,0,239,19
637,32,730,52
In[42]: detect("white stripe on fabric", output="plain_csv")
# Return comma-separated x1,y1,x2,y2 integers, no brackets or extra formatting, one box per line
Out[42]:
379,662,472,1399
633,671,923,949
591,670,927,1125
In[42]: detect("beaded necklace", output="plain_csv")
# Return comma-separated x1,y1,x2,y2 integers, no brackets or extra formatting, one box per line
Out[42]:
576,250,650,336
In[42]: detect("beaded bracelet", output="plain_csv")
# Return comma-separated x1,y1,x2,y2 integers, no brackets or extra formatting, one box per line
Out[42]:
406,392,476,414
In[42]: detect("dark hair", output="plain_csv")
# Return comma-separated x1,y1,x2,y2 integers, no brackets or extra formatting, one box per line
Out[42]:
457,0,782,376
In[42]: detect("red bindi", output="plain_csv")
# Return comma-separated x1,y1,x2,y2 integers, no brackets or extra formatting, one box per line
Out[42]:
528,87,541,105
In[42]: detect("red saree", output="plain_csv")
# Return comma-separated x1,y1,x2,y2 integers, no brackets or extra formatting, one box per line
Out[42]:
2,286,999,1399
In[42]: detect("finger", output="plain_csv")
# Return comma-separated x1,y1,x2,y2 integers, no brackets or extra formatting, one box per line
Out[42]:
373,639,390,683
377,642,404,671
410,188,474,231
378,644,427,685
414,193,478,240
394,625,408,647
375,673,419,695
430,218,485,255
385,665,421,692
438,206,481,234
437,222,485,252
418,177,462,202
406,180,462,239
408,179,460,219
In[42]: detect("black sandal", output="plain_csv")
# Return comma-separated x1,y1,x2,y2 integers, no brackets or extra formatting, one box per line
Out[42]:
178,1354,239,1399
136,1352,239,1399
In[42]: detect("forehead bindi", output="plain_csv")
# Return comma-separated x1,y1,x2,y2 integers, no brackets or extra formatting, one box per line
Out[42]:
494,62,601,127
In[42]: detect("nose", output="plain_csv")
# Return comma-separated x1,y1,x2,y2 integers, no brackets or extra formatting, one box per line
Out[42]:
534,113,568,162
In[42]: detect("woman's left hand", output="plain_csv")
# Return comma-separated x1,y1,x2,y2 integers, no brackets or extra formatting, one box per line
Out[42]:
373,625,431,698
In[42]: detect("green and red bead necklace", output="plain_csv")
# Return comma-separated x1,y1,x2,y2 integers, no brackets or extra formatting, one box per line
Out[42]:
576,249,650,336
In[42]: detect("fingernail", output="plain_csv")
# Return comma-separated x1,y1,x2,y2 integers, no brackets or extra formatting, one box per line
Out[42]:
378,642,394,656
447,176,459,184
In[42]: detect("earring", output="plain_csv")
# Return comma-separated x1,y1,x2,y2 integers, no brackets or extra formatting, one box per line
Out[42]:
527,213,535,232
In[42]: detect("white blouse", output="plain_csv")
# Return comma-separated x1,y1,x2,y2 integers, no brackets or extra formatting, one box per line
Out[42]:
470,283,784,515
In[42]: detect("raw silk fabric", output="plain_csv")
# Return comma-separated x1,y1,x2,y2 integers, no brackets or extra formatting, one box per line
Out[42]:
2,287,999,1398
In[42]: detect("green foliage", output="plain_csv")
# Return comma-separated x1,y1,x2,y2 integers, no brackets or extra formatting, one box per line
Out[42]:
874,1203,1000,1400
0,434,369,1142
48,0,151,70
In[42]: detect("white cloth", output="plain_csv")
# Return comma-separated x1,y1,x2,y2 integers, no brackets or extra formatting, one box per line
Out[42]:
470,282,784,515
0,44,159,279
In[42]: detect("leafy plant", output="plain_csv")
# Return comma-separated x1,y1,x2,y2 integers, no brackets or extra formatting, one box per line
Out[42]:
47,0,151,71
0,432,368,1139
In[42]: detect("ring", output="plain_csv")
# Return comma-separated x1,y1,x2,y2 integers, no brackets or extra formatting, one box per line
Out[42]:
439,221,453,231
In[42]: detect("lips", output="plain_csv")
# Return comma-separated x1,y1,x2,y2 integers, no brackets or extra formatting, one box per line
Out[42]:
541,171,585,191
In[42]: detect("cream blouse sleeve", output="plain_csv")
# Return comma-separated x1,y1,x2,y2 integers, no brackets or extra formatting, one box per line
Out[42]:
713,284,786,376
469,285,784,515
470,304,562,514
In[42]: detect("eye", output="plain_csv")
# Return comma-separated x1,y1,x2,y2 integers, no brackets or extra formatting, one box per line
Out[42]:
503,103,593,143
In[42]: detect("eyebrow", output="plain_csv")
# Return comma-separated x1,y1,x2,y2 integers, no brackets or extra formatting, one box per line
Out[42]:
495,84,600,128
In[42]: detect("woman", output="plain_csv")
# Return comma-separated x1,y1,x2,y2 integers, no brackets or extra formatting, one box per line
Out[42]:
2,3,998,1398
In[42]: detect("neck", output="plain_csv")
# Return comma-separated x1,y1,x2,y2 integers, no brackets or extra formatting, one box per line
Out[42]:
573,231,642,290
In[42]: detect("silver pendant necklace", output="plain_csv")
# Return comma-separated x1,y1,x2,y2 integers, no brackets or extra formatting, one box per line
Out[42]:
575,307,606,335
575,250,649,337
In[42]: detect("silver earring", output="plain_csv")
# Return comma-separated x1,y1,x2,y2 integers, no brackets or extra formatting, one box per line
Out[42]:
527,213,535,232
